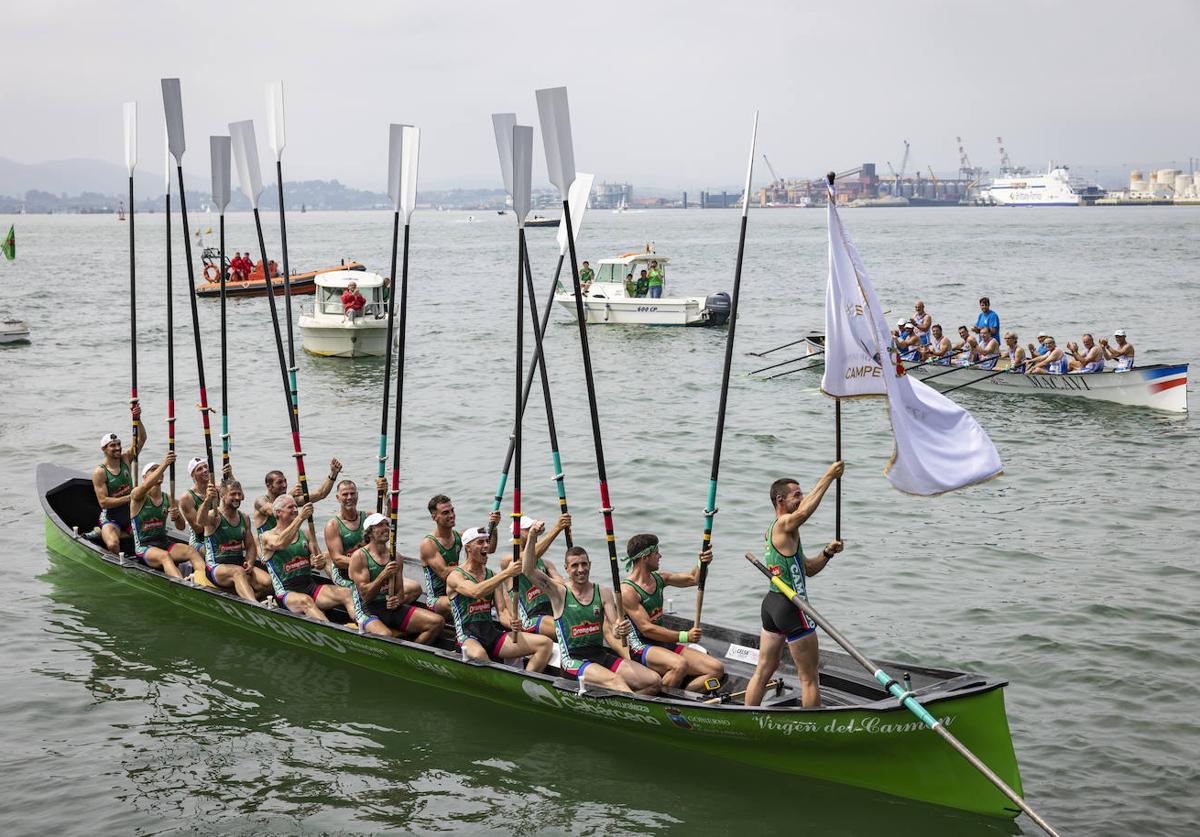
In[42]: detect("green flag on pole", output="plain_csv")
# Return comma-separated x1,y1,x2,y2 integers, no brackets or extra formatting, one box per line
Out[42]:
1,225,13,261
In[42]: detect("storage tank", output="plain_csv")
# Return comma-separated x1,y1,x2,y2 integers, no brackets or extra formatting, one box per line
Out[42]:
1129,170,1145,192
1156,168,1179,186
1174,174,1192,196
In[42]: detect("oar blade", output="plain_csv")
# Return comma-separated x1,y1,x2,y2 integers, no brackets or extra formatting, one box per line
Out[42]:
535,86,575,200
123,102,137,175
491,113,517,199
557,172,594,256
266,81,286,161
512,125,533,228
400,125,420,223
229,120,265,209
740,111,760,218
160,78,186,162
386,123,405,212
210,136,231,212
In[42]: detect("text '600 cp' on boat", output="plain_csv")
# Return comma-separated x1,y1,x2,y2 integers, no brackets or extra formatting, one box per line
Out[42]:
555,247,731,327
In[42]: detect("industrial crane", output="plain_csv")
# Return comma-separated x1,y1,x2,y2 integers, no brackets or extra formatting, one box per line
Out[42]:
885,140,910,195
762,153,783,186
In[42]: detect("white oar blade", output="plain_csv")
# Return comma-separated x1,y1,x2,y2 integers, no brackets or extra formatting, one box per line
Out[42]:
535,86,575,200
160,78,186,163
740,111,760,218
512,125,533,227
491,113,517,199
266,81,286,161
229,120,265,209
210,136,232,212
557,172,594,255
400,125,420,223
386,124,404,212
123,102,137,175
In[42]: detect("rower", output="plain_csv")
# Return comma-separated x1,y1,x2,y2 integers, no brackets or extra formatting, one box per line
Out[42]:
1027,331,1050,359
971,296,999,339
911,300,932,347
745,465,845,709
252,458,342,536
893,320,921,362
620,534,725,693
1100,329,1135,371
1003,332,1028,372
198,478,271,601
520,523,661,694
178,456,224,557
349,513,445,644
446,526,553,671
975,326,1001,370
261,494,354,621
129,453,203,578
951,325,975,365
1027,336,1068,375
419,494,501,619
1067,333,1105,373
91,413,147,552
322,478,386,579
499,513,570,638
922,323,952,364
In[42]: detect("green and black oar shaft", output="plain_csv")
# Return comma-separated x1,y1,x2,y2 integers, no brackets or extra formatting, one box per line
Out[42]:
378,209,399,515
123,103,139,485
210,135,233,474
694,111,758,628
164,141,176,500
162,78,216,479
266,82,301,421
743,553,1060,837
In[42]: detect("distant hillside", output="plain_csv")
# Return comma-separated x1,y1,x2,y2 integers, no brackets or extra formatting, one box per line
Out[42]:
0,157,206,200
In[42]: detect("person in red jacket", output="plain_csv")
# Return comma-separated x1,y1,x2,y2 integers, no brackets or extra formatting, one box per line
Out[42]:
229,252,246,281
341,281,366,323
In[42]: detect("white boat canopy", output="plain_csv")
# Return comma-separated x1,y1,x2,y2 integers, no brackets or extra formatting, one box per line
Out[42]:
592,251,669,283
315,269,385,290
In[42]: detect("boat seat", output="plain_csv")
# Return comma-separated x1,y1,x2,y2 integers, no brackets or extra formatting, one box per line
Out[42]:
760,688,800,708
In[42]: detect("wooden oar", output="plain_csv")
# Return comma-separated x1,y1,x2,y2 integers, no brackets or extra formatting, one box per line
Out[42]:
751,348,822,375
941,364,1012,395
536,86,625,631
377,125,405,515
164,139,176,501
694,111,758,629
266,82,301,422
210,135,233,474
748,337,807,358
743,553,1060,837
765,357,825,380
920,354,996,382
123,103,139,486
162,78,216,478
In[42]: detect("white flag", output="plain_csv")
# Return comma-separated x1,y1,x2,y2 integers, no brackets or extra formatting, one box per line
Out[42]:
821,195,886,398
827,187,1003,495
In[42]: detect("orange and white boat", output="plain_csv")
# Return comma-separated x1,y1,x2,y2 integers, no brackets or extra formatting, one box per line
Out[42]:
196,252,366,298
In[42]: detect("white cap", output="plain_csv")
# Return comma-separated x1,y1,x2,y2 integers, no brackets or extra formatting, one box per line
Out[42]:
363,512,388,531
187,457,206,476
519,515,534,531
141,461,158,478
896,318,906,327
1036,332,1048,338
1114,329,1126,337
461,526,489,547
100,433,120,448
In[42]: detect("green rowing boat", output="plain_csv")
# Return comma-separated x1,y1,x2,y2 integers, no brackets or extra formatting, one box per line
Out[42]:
40,463,1025,818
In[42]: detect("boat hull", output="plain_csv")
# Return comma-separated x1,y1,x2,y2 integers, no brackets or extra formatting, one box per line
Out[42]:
555,293,714,326
0,319,31,343
39,463,1024,818
299,319,389,358
196,262,365,298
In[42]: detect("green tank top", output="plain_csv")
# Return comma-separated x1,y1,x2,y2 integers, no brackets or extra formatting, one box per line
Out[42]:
267,530,311,595
105,461,132,499
133,491,169,548
764,520,806,597
580,267,594,283
421,531,462,599
623,572,665,625
556,585,604,654
187,489,206,548
207,510,247,567
356,546,390,605
647,267,663,287
517,558,550,616
334,513,365,555
449,566,495,640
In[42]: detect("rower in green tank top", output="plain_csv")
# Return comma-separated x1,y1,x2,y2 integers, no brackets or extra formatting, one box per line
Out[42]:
419,493,501,619
348,513,444,644
198,478,271,602
744,467,844,710
252,459,344,537
260,494,354,621
127,453,203,580
499,512,572,639
92,416,146,553
178,456,216,554
323,478,384,587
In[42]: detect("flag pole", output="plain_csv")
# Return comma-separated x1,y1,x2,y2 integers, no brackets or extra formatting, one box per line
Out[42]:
123,103,139,486
694,111,758,629
211,136,233,475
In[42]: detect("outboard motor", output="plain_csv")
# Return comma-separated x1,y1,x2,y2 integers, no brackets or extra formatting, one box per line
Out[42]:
703,292,732,326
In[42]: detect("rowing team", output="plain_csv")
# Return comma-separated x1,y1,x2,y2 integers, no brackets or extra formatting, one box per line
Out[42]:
91,416,845,705
895,322,1136,375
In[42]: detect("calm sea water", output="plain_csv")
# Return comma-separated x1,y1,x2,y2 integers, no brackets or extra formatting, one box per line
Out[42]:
1,206,1197,835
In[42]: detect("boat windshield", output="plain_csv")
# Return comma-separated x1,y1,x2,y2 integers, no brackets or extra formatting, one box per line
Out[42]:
318,285,384,316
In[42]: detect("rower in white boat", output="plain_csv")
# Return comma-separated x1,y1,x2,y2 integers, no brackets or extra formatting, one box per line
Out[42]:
1066,334,1105,373
554,246,731,327
1100,330,1135,371
298,270,390,358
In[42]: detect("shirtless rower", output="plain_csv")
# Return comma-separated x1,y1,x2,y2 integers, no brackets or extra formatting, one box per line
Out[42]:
500,513,571,638
197,478,271,601
1027,336,1068,375
446,526,553,671
1100,329,1135,371
129,454,204,578
911,301,932,348
974,326,1001,370
349,513,445,644
621,534,724,693
1067,333,1105,373
261,494,354,620
91,413,147,552
418,494,501,619
521,522,660,694
1003,332,1028,372
323,477,388,579
922,324,952,364
252,458,342,535
745,464,845,709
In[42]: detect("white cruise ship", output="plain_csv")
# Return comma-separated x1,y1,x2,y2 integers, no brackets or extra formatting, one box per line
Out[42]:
977,164,1104,206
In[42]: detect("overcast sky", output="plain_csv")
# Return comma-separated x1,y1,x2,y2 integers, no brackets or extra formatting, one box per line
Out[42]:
3,0,1197,190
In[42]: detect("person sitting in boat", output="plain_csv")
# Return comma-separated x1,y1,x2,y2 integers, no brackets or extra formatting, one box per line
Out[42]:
1027,332,1050,359
1003,332,1028,372
129,453,204,579
179,456,230,559
1027,336,1068,375
951,325,975,365
92,420,148,552
499,513,571,639
893,320,921,362
419,494,501,619
349,513,445,644
647,260,665,298
971,296,999,339
261,494,354,621
198,478,272,601
1100,330,1135,372
229,252,247,281
252,460,342,537
635,269,650,298
322,478,386,581
911,300,932,347
520,523,661,694
1067,333,1105,373
579,260,594,294
621,534,724,693
341,281,366,323
445,526,553,671
974,326,1001,370
922,323,952,364
745,465,844,709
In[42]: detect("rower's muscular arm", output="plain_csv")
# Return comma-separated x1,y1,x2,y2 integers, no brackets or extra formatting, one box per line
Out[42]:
262,508,307,552
420,539,452,580
660,549,713,588
449,563,520,600
130,458,171,506
324,518,349,572
803,539,843,577
520,526,563,609
92,468,126,510
309,460,341,504
777,461,844,532
535,513,572,559
620,585,677,644
600,585,628,648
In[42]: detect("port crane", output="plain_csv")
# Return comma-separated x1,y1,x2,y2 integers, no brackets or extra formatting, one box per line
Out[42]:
762,153,783,187
885,140,910,195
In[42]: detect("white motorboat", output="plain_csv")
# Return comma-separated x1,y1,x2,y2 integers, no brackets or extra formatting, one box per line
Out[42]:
0,318,31,344
298,270,390,358
554,248,731,327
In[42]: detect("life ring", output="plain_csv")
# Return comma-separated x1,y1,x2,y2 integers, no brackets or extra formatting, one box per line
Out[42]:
203,264,220,282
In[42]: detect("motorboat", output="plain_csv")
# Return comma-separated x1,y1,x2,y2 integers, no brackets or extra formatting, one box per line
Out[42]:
0,318,31,344
298,270,390,358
